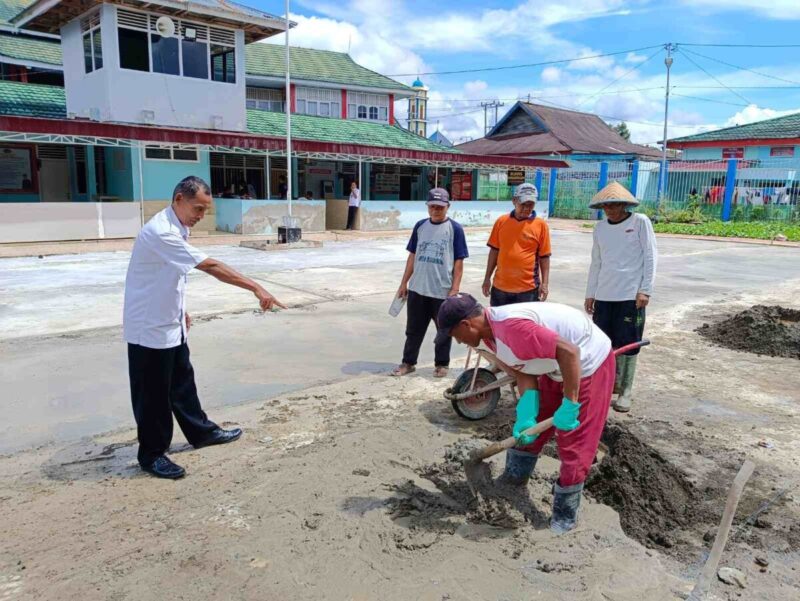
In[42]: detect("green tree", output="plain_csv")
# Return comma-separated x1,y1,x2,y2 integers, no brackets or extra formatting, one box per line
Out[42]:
610,121,631,141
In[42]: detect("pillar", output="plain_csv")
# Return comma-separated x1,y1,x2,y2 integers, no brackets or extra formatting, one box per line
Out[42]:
548,168,558,216
722,159,737,222
471,169,480,200
86,145,97,201
66,146,79,201
361,162,370,200
598,161,609,190
630,161,640,197
535,169,543,198
291,157,299,200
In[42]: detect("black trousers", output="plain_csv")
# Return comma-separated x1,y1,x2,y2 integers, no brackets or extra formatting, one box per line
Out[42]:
402,291,451,367
592,300,646,355
489,286,540,307
127,343,218,467
346,206,359,230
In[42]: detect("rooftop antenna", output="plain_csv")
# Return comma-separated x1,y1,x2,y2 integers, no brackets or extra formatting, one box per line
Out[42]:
347,33,352,55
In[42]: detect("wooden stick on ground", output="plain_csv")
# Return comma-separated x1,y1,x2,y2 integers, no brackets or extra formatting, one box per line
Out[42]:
687,460,755,601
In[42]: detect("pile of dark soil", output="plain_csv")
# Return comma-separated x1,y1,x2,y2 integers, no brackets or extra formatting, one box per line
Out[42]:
585,423,718,554
696,305,800,359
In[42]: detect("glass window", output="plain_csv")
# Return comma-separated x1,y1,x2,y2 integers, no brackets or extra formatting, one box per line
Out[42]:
246,99,256,109
319,103,330,117
358,105,367,119
92,29,103,69
150,34,179,75
118,28,149,72
308,101,317,115
173,149,198,161
211,45,235,83
296,99,306,113
348,103,356,117
182,39,208,79
369,106,378,120
331,102,340,117
83,34,93,73
379,106,388,121
145,147,171,159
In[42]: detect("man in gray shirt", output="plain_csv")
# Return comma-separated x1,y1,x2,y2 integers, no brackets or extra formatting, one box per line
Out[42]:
392,188,469,378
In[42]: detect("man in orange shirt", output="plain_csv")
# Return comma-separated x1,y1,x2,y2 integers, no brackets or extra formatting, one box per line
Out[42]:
482,183,552,306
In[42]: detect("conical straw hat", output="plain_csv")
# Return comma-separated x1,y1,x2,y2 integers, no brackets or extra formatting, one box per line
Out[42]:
589,181,639,208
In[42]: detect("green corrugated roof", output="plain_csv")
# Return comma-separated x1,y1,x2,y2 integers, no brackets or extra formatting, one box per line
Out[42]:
247,109,458,152
245,43,411,92
0,79,451,153
0,79,65,118
0,0,31,26
671,112,800,143
0,32,62,65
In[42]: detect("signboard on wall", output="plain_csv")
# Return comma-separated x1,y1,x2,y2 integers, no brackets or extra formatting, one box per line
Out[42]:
770,146,795,157
0,147,35,191
506,169,526,185
374,173,400,194
451,171,473,200
721,147,744,159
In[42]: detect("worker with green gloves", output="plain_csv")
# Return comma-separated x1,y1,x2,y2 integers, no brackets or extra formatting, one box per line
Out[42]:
436,293,615,534
585,181,657,412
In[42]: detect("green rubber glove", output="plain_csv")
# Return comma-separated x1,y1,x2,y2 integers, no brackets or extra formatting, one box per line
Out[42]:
513,389,540,446
553,397,581,431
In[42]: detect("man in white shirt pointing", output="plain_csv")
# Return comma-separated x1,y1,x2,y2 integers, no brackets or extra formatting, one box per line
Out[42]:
124,176,285,479
584,182,657,413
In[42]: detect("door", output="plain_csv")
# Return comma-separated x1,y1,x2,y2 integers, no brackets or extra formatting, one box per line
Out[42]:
400,175,412,200
37,145,71,202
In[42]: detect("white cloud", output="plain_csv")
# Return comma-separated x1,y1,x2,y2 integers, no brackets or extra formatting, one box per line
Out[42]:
723,104,800,127
541,67,562,83
683,0,800,19
625,52,648,64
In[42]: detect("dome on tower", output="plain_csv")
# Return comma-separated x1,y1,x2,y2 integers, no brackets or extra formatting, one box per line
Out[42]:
412,77,424,88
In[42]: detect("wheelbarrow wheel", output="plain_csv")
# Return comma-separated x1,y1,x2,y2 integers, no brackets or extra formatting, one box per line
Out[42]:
450,368,501,420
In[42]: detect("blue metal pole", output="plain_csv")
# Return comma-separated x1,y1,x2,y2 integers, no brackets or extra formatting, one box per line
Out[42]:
548,168,557,217
721,159,737,222
598,161,609,190
535,169,543,196
630,161,640,197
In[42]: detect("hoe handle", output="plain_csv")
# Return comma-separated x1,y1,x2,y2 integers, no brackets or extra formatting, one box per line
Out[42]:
469,418,554,463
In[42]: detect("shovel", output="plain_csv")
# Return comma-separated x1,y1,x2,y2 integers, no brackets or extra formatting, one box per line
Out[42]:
462,417,554,496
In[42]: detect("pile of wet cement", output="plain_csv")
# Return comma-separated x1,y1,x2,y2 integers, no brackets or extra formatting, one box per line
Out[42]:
696,305,800,359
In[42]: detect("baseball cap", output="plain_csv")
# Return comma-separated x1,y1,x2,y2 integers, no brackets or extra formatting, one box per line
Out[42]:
435,293,482,343
427,187,450,206
514,182,538,203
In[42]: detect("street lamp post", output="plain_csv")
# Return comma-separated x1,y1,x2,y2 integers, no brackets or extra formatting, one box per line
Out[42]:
658,43,674,214
285,0,292,216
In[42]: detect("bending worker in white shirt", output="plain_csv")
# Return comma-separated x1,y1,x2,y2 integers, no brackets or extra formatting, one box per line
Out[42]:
123,176,286,479
584,181,657,413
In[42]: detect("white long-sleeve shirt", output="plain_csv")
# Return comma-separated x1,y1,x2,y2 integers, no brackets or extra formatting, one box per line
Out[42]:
585,212,657,301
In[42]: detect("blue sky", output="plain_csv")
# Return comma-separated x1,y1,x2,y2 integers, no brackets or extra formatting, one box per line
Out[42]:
254,0,800,146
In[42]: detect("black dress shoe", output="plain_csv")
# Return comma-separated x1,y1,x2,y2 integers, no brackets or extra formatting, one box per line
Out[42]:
142,456,186,479
193,427,243,449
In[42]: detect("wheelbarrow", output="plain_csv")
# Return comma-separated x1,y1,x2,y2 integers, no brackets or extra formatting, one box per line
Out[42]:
444,339,650,420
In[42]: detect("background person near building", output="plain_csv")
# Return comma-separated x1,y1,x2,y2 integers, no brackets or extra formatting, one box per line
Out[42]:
482,183,552,307
346,181,361,230
436,293,614,533
392,188,469,378
123,176,286,480
584,181,657,413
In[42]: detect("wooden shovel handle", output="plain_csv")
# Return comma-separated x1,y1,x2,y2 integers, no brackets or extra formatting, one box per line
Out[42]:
469,417,555,463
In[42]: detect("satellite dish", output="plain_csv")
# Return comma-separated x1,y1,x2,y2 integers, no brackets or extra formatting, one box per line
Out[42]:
155,16,175,38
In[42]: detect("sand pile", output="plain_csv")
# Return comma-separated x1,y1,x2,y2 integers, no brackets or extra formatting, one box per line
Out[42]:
696,305,800,359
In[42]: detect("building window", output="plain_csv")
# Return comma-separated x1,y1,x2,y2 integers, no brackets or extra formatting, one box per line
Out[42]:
347,92,389,122
210,153,265,198
294,87,341,118
119,27,149,72
246,87,285,112
117,9,236,83
144,146,199,161
150,34,179,75
82,13,103,73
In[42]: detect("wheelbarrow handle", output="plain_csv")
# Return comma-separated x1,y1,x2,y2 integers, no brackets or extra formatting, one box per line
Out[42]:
613,338,650,357
467,418,555,464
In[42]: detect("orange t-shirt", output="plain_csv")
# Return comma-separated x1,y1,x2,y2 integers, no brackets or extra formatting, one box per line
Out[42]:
487,212,552,293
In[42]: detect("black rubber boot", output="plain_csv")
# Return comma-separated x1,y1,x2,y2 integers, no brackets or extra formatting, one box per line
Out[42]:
551,481,584,534
500,448,538,485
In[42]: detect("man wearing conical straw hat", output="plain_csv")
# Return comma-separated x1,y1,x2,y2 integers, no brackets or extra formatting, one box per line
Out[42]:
585,181,657,412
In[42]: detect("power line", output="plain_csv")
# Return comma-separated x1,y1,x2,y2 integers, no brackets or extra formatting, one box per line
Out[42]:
675,47,753,105
679,47,800,87
671,93,749,107
677,42,800,48
387,44,665,77
578,47,663,107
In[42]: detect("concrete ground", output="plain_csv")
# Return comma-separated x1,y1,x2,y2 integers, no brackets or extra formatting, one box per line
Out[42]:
1,229,799,454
